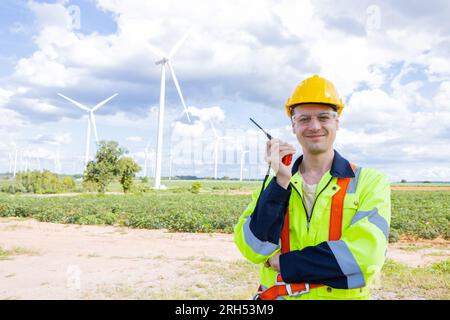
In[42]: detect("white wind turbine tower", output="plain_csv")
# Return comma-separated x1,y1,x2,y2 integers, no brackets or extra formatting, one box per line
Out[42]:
58,93,118,165
236,142,250,182
143,141,153,178
209,120,230,180
10,141,19,178
53,144,61,174
8,152,13,176
146,30,192,189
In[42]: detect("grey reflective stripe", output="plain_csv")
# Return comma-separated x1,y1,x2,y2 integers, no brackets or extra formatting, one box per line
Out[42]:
350,209,373,225
351,208,389,240
347,166,361,194
243,217,279,256
327,240,365,289
369,211,390,240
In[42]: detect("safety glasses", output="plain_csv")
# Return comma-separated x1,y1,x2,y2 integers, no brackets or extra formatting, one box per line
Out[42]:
291,111,338,126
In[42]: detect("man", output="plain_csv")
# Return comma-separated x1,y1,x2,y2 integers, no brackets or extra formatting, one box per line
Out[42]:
234,75,391,300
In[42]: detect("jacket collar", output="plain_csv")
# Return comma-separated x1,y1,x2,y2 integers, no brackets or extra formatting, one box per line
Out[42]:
291,149,355,178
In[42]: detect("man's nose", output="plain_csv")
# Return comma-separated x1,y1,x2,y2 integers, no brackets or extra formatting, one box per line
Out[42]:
308,117,322,130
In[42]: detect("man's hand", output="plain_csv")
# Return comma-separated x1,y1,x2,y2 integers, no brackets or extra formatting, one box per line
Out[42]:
264,139,296,189
264,252,281,272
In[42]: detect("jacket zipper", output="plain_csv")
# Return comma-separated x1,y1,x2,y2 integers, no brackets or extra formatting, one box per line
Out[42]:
290,176,333,230
289,182,309,230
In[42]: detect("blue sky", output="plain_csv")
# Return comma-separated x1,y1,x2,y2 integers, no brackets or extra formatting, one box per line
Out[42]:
0,0,449,181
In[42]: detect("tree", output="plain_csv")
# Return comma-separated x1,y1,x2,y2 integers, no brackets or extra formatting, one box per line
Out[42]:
118,157,141,193
83,141,127,193
62,176,76,192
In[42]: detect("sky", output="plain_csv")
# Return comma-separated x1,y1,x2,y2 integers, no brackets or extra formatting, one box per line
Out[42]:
0,0,449,182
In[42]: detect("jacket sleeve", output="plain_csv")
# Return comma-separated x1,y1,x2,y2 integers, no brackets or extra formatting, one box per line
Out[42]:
279,169,391,289
234,176,291,264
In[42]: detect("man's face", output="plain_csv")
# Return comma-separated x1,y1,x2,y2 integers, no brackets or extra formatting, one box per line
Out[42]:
291,103,339,155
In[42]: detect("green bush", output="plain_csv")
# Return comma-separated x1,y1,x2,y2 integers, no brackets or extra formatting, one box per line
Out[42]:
389,228,400,243
0,189,448,240
189,182,201,194
1,182,26,194
5,171,77,194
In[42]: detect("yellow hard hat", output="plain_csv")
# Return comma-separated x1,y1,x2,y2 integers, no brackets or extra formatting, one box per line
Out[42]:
285,74,344,118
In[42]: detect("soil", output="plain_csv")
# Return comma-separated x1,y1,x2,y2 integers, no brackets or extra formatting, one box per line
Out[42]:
0,217,448,300
390,186,450,191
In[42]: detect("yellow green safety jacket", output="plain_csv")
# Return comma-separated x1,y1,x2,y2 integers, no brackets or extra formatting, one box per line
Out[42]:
234,150,391,300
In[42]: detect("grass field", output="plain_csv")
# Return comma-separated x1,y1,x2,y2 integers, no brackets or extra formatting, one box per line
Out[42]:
0,179,449,241
0,179,448,300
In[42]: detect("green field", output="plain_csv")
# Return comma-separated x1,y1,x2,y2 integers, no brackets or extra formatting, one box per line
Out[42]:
0,179,449,241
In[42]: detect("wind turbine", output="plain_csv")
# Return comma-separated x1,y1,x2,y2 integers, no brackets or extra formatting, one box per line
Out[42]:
209,120,231,180
236,142,250,182
58,93,118,165
53,144,61,174
146,30,192,189
8,152,12,176
13,148,18,178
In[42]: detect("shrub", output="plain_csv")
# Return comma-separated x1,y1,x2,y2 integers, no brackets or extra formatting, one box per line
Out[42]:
189,182,201,194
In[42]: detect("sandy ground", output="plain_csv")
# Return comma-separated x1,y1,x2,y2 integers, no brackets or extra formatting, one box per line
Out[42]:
0,217,448,300
390,186,450,191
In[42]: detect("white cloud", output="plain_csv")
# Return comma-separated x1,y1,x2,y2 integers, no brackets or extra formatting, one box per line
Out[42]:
187,106,225,123
31,133,72,145
433,81,450,111
0,88,15,107
1,0,449,179
126,135,144,142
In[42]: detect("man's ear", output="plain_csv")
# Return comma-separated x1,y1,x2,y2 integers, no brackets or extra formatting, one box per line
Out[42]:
336,119,340,131
291,122,295,134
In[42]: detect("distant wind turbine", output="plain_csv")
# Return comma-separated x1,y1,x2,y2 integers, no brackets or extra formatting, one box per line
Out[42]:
146,30,192,189
58,93,118,165
209,120,231,180
236,142,250,182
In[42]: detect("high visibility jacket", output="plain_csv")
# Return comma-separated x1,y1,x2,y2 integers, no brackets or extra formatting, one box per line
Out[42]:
234,150,391,300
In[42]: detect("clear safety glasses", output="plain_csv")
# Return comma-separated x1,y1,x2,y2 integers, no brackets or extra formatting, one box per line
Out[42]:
291,111,338,126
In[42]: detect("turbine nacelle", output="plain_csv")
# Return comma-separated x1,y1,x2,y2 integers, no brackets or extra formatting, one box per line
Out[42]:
58,93,118,165
155,58,169,65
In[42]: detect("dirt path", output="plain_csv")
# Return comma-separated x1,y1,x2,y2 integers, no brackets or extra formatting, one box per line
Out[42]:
0,218,448,300
391,186,450,191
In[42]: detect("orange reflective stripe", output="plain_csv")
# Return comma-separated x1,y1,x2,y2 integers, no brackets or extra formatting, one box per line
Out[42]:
257,163,357,300
280,207,290,254
329,163,356,241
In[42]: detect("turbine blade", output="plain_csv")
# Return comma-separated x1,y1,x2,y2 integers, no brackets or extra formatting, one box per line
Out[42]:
92,93,118,112
58,93,90,112
168,29,191,59
209,120,219,139
167,61,191,122
146,43,166,59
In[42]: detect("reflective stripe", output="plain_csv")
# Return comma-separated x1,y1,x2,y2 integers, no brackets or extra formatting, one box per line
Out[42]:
369,211,390,240
351,208,389,240
243,217,279,256
350,209,373,225
327,240,365,289
347,166,361,194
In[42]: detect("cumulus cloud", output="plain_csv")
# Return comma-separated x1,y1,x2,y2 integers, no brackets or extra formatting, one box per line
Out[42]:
126,135,144,142
1,0,449,179
30,133,72,145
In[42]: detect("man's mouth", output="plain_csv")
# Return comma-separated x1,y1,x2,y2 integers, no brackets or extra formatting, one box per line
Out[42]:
305,134,325,138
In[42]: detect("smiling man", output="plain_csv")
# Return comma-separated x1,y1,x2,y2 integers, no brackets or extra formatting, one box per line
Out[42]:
234,75,391,300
